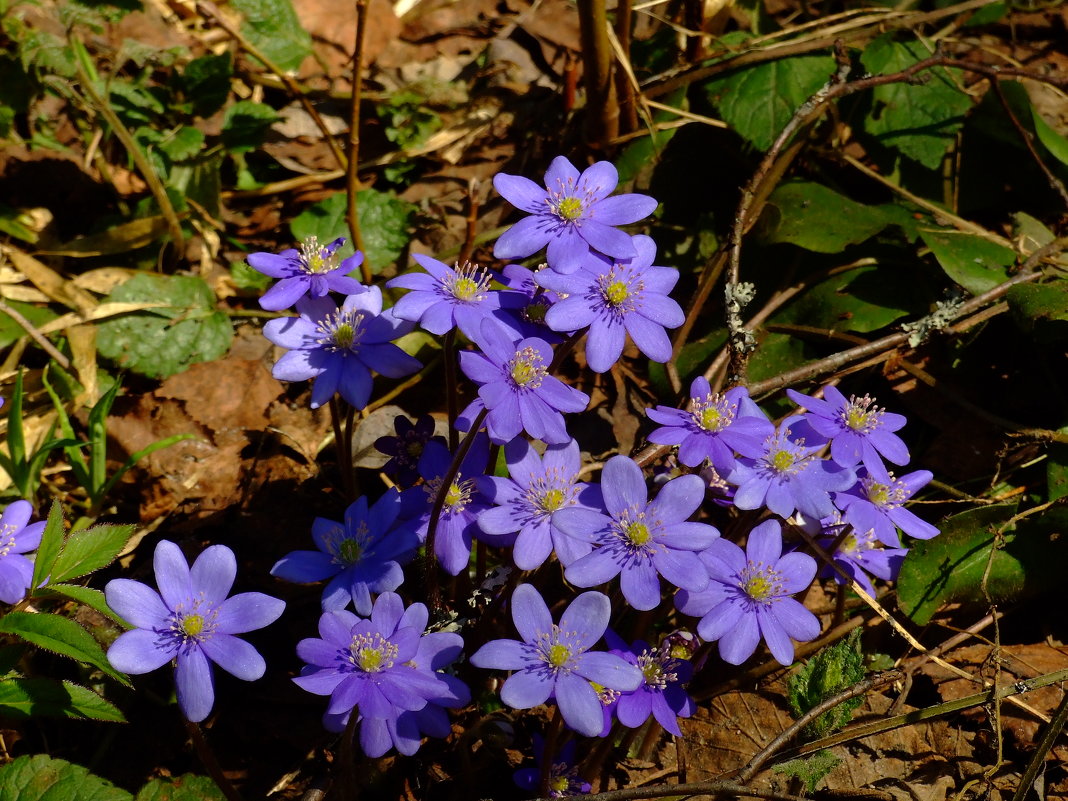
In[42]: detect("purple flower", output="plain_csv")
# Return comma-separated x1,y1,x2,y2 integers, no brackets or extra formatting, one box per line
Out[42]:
493,156,658,274
248,236,365,311
387,256,524,340
263,287,421,410
834,469,938,547
401,437,491,575
476,438,601,570
496,263,569,342
727,422,856,521
514,736,591,798
374,415,446,488
603,631,695,736
786,386,909,475
270,490,419,615
469,584,642,736
105,540,285,722
293,593,461,757
813,513,907,596
0,501,44,604
676,520,819,666
538,236,684,373
647,380,774,473
557,455,718,611
458,319,589,445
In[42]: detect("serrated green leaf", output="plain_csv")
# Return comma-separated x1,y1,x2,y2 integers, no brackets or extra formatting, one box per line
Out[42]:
1006,280,1068,341
159,127,205,162
0,754,132,801
230,0,312,74
134,775,226,801
759,182,912,253
704,54,836,151
861,35,973,169
290,189,416,271
0,612,129,685
788,629,865,740
31,501,66,596
95,273,233,379
0,677,126,722
49,524,136,585
919,229,1015,294
40,584,122,625
221,100,277,154
774,263,920,334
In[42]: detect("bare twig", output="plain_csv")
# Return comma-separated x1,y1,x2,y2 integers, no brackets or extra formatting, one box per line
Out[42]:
0,299,71,369
736,670,904,783
577,0,619,149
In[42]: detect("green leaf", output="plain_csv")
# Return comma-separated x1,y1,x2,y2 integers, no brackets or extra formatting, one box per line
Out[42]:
861,35,973,169
180,53,233,118
787,629,865,740
221,100,278,154
894,502,1068,625
49,524,136,585
774,263,919,334
40,584,123,625
919,228,1015,294
31,501,66,597
0,754,132,801
0,299,58,349
759,182,912,253
703,53,836,151
96,273,233,379
290,190,416,271
748,331,811,384
1031,103,1068,168
772,751,842,793
230,0,312,74
0,677,126,722
159,127,205,162
0,612,129,685
230,260,272,292
134,775,226,801
1048,434,1068,503
1006,280,1068,341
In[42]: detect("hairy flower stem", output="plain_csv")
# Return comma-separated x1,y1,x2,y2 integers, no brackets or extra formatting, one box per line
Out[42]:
539,706,565,797
577,0,618,148
345,0,371,282
443,329,459,451
424,408,489,613
185,720,244,801
328,397,355,503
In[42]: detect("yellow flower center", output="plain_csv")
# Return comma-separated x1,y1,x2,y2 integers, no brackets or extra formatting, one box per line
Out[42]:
701,407,722,429
507,347,546,389
333,323,355,349
555,197,584,221
626,522,652,546
181,615,205,637
358,648,384,672
743,574,773,601
453,277,478,301
338,538,362,565
605,280,630,305
771,450,795,472
547,643,571,667
868,483,890,506
540,488,566,511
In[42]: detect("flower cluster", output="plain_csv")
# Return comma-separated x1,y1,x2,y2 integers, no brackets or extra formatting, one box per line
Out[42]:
224,156,944,772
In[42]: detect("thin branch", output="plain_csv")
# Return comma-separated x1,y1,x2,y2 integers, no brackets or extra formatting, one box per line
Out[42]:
0,299,71,369
577,0,619,149
736,669,904,783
